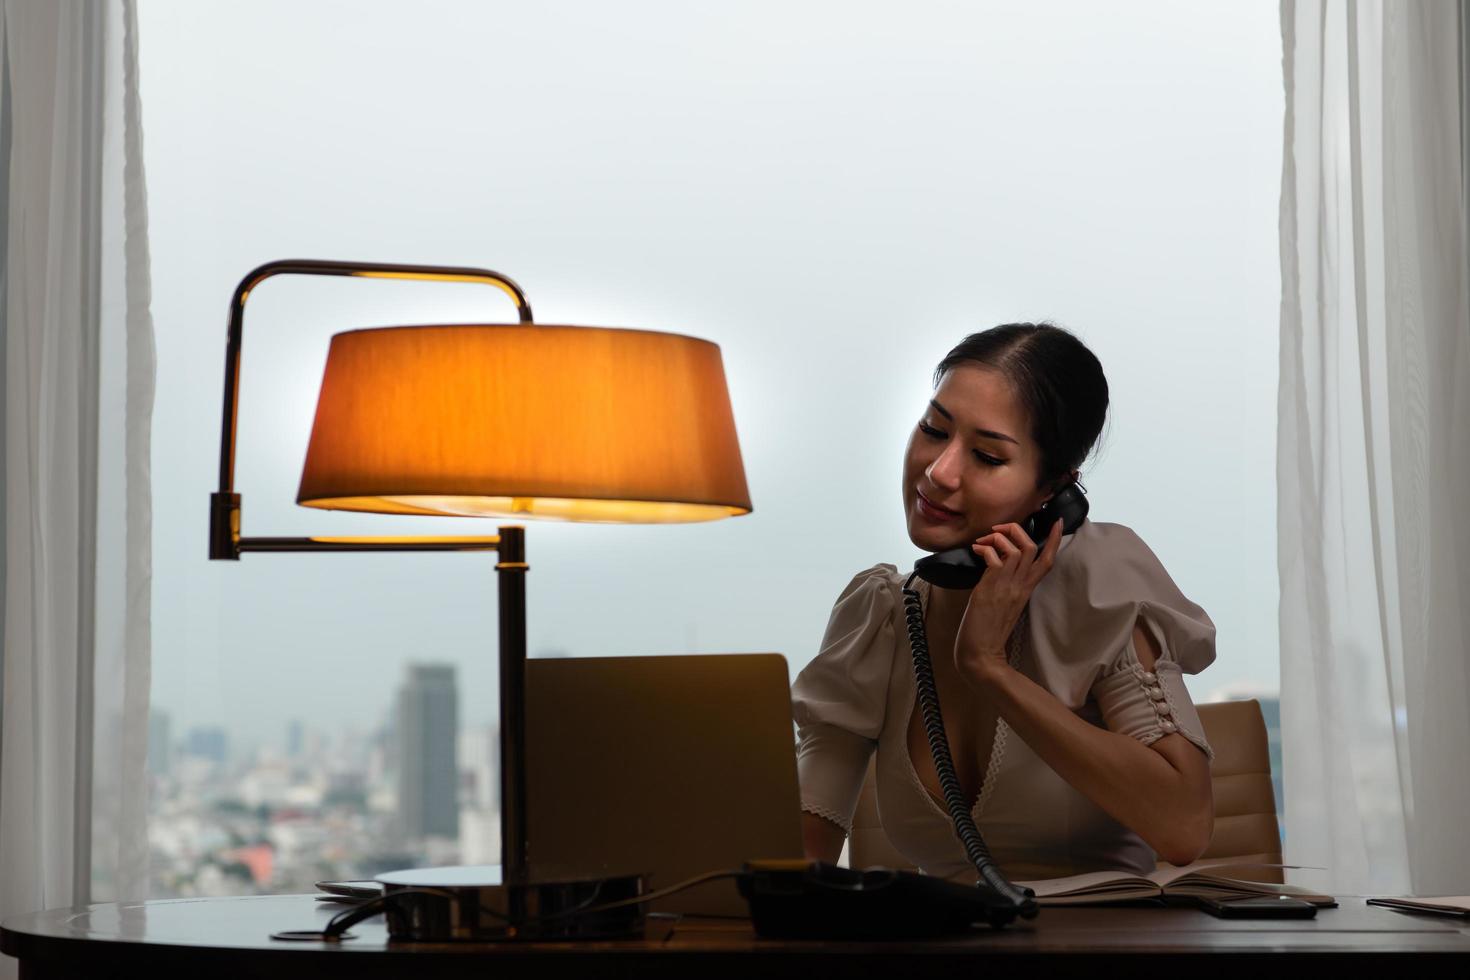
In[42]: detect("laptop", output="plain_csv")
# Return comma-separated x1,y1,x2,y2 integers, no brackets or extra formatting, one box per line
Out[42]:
524,653,805,917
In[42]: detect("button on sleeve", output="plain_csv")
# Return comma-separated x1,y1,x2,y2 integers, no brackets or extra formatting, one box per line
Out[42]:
1091,613,1215,764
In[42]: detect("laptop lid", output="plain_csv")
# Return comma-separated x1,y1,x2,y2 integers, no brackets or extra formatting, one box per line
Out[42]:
525,653,805,917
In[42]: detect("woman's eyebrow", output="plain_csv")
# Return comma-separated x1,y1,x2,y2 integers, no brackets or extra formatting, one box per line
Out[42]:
929,399,1019,445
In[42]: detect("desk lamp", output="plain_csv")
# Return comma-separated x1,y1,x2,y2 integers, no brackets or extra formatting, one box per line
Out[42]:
210,259,752,940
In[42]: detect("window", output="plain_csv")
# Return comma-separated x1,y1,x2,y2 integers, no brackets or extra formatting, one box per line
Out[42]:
140,0,1283,895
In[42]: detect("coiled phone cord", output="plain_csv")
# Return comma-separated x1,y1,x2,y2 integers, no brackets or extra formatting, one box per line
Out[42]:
902,571,1038,914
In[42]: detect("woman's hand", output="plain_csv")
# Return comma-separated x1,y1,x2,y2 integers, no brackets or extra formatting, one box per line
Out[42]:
954,517,1065,690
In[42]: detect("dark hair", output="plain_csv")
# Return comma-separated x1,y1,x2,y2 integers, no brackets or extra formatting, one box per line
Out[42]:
933,322,1109,491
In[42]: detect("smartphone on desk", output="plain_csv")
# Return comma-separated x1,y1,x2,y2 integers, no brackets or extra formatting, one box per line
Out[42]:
1188,895,1318,919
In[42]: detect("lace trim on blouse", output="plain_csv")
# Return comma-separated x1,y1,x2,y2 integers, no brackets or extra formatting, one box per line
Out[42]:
801,800,854,834
976,604,1027,817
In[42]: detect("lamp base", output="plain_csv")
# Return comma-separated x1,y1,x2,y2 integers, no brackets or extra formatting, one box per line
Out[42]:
375,864,648,941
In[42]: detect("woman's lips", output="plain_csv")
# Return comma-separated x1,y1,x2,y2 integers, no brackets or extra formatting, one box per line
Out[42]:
915,490,962,522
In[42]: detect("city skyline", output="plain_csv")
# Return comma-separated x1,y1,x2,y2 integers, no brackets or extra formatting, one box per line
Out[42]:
152,669,1279,772
146,664,504,898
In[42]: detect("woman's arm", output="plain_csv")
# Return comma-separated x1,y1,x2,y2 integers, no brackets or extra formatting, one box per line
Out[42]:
802,811,847,864
969,619,1214,867
956,522,1214,865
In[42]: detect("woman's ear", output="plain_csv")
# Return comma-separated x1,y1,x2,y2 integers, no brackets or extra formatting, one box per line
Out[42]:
1043,470,1080,502
1034,471,1080,514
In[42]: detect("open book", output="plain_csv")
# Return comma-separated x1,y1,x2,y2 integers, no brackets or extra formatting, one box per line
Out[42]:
1012,856,1336,908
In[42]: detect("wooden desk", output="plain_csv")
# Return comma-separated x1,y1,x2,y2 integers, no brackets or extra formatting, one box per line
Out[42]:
4,894,1468,979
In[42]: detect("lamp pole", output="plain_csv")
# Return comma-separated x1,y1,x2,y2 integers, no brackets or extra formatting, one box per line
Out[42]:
495,525,528,887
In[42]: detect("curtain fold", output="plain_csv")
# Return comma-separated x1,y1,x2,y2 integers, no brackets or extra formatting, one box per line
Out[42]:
1279,0,1470,898
89,0,154,908
0,3,154,967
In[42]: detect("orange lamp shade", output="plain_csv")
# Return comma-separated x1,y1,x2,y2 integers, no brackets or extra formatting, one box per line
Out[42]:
295,324,752,523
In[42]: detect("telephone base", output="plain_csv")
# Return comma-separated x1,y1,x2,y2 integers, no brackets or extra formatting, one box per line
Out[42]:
737,860,1038,939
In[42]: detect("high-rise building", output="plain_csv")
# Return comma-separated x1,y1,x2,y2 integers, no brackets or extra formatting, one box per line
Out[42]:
184,725,229,765
395,663,459,839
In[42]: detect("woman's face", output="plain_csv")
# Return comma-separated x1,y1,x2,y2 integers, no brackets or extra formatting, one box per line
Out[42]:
902,363,1057,553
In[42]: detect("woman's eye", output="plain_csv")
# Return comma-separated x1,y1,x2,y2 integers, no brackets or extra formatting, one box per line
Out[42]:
918,422,1004,467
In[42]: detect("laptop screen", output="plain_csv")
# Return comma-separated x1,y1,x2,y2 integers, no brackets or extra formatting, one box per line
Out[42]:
522,653,805,917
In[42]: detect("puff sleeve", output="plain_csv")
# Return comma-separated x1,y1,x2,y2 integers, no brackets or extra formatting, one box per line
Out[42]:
1025,521,1217,765
789,563,899,834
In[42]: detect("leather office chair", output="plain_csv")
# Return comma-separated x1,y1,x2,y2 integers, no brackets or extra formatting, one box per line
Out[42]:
848,699,1284,884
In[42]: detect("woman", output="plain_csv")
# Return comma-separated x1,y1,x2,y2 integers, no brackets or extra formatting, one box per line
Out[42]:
792,323,1217,882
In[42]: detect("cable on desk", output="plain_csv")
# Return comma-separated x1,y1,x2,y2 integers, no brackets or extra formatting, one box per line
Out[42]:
271,887,459,942
507,868,744,924
271,871,743,942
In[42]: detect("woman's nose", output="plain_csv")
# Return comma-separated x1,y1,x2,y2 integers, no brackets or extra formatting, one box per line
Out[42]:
925,443,964,488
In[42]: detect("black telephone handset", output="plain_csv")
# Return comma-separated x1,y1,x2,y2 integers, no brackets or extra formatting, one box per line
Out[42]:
913,481,1090,590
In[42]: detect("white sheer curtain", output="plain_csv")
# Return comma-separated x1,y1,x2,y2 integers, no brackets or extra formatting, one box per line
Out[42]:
0,0,154,962
1279,0,1470,898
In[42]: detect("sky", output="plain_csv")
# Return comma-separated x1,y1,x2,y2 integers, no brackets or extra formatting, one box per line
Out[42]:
137,0,1284,750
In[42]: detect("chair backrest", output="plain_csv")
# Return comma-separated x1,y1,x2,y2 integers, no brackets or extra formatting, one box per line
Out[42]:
848,699,1283,883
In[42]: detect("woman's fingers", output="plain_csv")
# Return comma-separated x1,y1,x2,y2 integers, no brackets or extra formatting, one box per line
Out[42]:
971,543,1005,569
981,531,1020,560
973,520,1066,582
991,522,1037,557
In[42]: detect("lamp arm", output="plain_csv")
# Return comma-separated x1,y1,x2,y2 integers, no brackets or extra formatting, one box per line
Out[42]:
210,259,534,560
219,258,532,496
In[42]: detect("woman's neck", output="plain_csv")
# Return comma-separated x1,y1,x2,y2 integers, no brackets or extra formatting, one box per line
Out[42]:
924,580,972,622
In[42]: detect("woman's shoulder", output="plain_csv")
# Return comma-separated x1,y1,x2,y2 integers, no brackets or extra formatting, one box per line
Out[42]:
1049,519,1178,586
819,561,907,641
1042,517,1205,614
834,561,904,597
790,561,905,737
1060,516,1152,550
1028,518,1217,693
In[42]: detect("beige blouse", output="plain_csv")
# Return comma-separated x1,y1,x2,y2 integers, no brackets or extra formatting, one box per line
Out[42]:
791,518,1217,882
